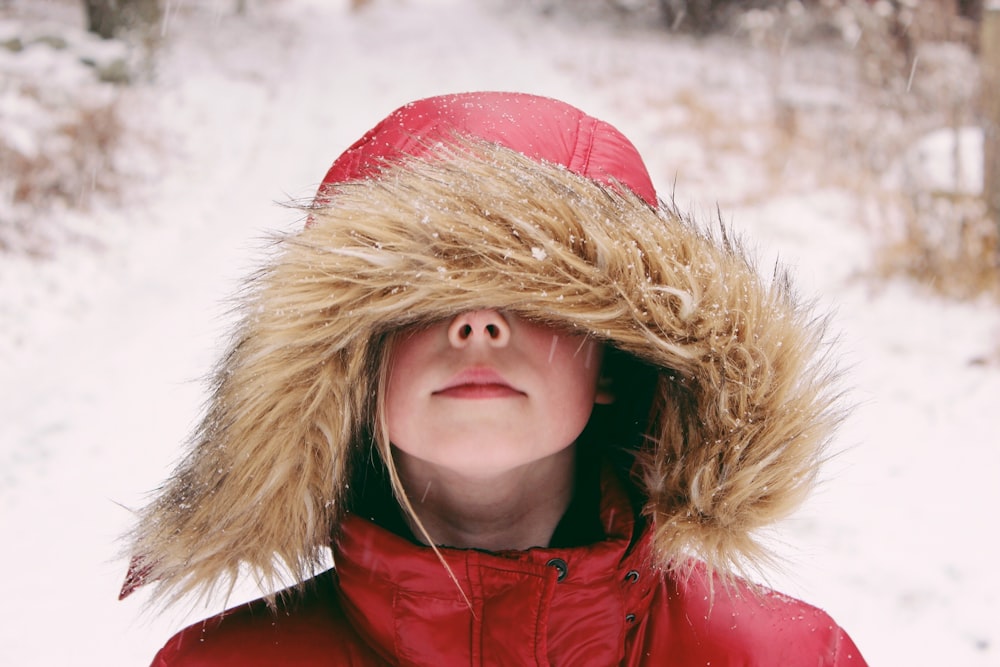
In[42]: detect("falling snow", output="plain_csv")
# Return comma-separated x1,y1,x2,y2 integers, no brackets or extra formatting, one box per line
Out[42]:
1,1,998,666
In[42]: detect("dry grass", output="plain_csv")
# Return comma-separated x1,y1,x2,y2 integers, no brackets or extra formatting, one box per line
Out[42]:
0,92,125,256
0,0,163,257
731,0,1000,302
847,1,1000,303
875,192,1000,300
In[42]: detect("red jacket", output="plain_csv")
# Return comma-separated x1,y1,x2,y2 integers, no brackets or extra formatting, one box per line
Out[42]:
151,474,865,666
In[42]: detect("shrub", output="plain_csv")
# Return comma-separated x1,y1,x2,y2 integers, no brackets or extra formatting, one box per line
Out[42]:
0,6,131,256
876,190,1000,300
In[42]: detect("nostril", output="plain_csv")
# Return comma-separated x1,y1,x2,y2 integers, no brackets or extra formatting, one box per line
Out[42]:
448,310,510,347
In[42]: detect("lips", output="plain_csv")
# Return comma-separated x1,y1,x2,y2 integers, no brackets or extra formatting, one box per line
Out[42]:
434,368,525,399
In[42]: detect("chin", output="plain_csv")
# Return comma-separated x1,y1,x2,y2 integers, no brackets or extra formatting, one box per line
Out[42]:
416,446,520,471
440,444,568,477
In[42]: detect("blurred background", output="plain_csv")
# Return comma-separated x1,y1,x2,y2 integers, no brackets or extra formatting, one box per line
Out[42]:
2,0,998,665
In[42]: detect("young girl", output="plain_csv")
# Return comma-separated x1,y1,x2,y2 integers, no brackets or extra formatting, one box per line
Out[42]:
122,91,868,665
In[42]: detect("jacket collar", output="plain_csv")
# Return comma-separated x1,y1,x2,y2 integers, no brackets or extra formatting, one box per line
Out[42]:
333,470,656,666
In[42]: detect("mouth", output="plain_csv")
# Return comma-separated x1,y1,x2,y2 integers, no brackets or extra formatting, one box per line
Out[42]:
434,368,525,399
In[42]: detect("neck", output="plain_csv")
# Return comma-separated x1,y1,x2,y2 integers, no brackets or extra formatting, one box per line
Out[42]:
392,445,577,551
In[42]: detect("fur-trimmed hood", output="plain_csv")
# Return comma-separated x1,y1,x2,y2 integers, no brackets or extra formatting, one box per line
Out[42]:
123,93,842,605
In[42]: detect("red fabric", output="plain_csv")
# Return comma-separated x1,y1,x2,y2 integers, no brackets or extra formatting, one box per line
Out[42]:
151,475,867,666
318,92,659,207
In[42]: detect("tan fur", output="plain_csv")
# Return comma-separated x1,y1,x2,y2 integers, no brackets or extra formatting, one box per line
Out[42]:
125,143,844,605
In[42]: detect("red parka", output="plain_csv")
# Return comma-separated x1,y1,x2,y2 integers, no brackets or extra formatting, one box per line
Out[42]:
152,472,864,666
126,93,867,666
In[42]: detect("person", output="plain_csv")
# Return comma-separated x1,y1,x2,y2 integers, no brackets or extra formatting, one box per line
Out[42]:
121,91,868,666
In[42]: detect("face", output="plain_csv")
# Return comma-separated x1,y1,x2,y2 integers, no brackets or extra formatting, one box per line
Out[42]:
384,310,612,479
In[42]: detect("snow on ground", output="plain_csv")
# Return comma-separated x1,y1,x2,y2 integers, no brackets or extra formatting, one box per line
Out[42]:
1,1,999,665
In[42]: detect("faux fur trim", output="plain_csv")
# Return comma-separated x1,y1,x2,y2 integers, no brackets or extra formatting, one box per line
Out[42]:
124,143,843,604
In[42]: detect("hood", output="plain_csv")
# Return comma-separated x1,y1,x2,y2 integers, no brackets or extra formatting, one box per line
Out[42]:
123,93,842,605
317,92,657,207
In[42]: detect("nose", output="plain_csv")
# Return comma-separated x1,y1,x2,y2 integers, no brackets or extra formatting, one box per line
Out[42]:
447,310,511,348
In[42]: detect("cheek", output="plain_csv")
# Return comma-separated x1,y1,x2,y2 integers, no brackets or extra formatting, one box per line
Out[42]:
549,339,602,387
385,363,436,454
383,330,435,443
546,340,603,423
384,369,407,444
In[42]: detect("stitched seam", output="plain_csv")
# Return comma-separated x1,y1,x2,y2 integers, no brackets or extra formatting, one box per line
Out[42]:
576,115,598,178
534,575,556,667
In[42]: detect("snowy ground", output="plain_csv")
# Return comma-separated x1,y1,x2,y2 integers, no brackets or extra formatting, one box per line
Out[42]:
2,1,999,665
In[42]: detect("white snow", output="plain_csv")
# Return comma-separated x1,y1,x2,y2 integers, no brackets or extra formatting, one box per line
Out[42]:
2,1,999,665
